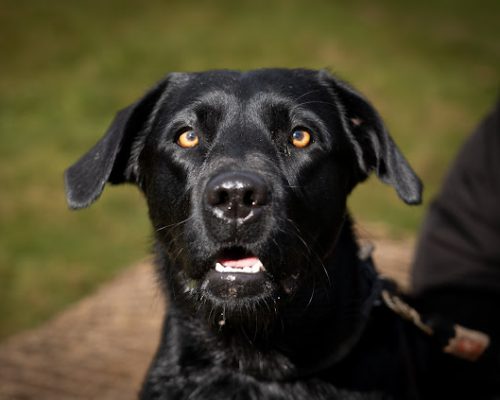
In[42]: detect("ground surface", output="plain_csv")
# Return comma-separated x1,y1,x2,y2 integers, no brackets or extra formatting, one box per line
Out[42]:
0,235,414,400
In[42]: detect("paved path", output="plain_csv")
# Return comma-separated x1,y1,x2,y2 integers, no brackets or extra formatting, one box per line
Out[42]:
0,235,414,400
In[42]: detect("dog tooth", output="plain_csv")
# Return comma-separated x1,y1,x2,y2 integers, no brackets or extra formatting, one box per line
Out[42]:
215,262,265,274
255,260,266,272
215,263,225,273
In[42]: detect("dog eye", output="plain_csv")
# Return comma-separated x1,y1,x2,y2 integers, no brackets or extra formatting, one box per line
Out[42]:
290,129,312,148
177,129,199,148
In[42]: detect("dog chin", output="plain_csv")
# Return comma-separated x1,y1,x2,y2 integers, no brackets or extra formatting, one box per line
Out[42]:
178,259,284,328
201,269,275,300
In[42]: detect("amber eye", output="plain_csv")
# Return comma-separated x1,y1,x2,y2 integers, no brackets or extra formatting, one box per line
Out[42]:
291,129,312,148
177,129,199,148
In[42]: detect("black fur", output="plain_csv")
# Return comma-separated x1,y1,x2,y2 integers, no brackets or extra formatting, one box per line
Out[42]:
65,69,428,399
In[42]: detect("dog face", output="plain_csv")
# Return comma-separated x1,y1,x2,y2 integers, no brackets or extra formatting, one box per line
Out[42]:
65,69,421,328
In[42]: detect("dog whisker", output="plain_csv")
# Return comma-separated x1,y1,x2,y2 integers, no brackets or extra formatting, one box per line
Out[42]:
293,88,323,103
291,100,338,111
253,308,259,341
271,237,285,268
156,216,193,232
305,280,316,312
285,217,332,288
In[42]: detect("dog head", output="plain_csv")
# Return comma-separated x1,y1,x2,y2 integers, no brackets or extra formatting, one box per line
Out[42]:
65,69,421,328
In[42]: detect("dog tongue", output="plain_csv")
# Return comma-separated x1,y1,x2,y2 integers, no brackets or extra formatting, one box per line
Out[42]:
220,257,260,269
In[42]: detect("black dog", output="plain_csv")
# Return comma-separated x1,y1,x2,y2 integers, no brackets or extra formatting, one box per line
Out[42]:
65,69,429,399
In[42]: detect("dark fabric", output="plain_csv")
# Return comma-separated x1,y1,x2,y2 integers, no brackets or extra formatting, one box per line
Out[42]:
410,101,500,396
412,101,500,296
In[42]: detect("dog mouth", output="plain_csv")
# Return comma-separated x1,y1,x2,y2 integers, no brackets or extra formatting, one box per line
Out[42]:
213,246,266,276
199,247,274,301
215,256,266,274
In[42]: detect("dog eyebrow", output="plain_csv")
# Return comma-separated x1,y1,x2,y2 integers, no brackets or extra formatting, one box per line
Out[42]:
159,92,234,130
193,103,224,135
192,91,240,125
194,91,238,108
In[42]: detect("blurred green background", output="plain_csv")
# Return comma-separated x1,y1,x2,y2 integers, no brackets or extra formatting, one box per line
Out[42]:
0,0,498,340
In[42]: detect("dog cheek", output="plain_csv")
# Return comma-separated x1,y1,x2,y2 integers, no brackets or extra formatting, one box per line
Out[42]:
182,219,215,278
281,274,300,295
287,175,348,261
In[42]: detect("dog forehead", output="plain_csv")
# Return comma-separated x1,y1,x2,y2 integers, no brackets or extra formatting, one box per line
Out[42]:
159,69,338,134
167,69,327,103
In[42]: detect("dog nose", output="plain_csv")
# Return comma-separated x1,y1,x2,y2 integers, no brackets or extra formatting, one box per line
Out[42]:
205,171,269,221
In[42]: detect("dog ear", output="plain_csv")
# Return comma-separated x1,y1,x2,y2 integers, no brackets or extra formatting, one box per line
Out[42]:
64,77,169,210
324,73,422,205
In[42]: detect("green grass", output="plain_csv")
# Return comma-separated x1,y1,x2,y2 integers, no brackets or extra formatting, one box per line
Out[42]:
0,0,498,340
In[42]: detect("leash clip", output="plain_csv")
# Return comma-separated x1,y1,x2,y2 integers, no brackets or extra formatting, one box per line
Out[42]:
443,324,490,361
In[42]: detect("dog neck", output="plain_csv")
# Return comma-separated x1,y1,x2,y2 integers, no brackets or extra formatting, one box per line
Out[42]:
274,218,378,377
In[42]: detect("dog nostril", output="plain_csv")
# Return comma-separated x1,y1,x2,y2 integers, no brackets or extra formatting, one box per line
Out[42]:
243,190,255,207
207,188,229,207
216,190,230,207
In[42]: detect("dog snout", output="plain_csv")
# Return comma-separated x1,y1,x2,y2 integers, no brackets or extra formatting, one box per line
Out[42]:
205,171,269,222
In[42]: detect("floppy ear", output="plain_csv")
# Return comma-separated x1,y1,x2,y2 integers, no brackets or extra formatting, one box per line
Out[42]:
64,78,169,210
324,72,422,205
